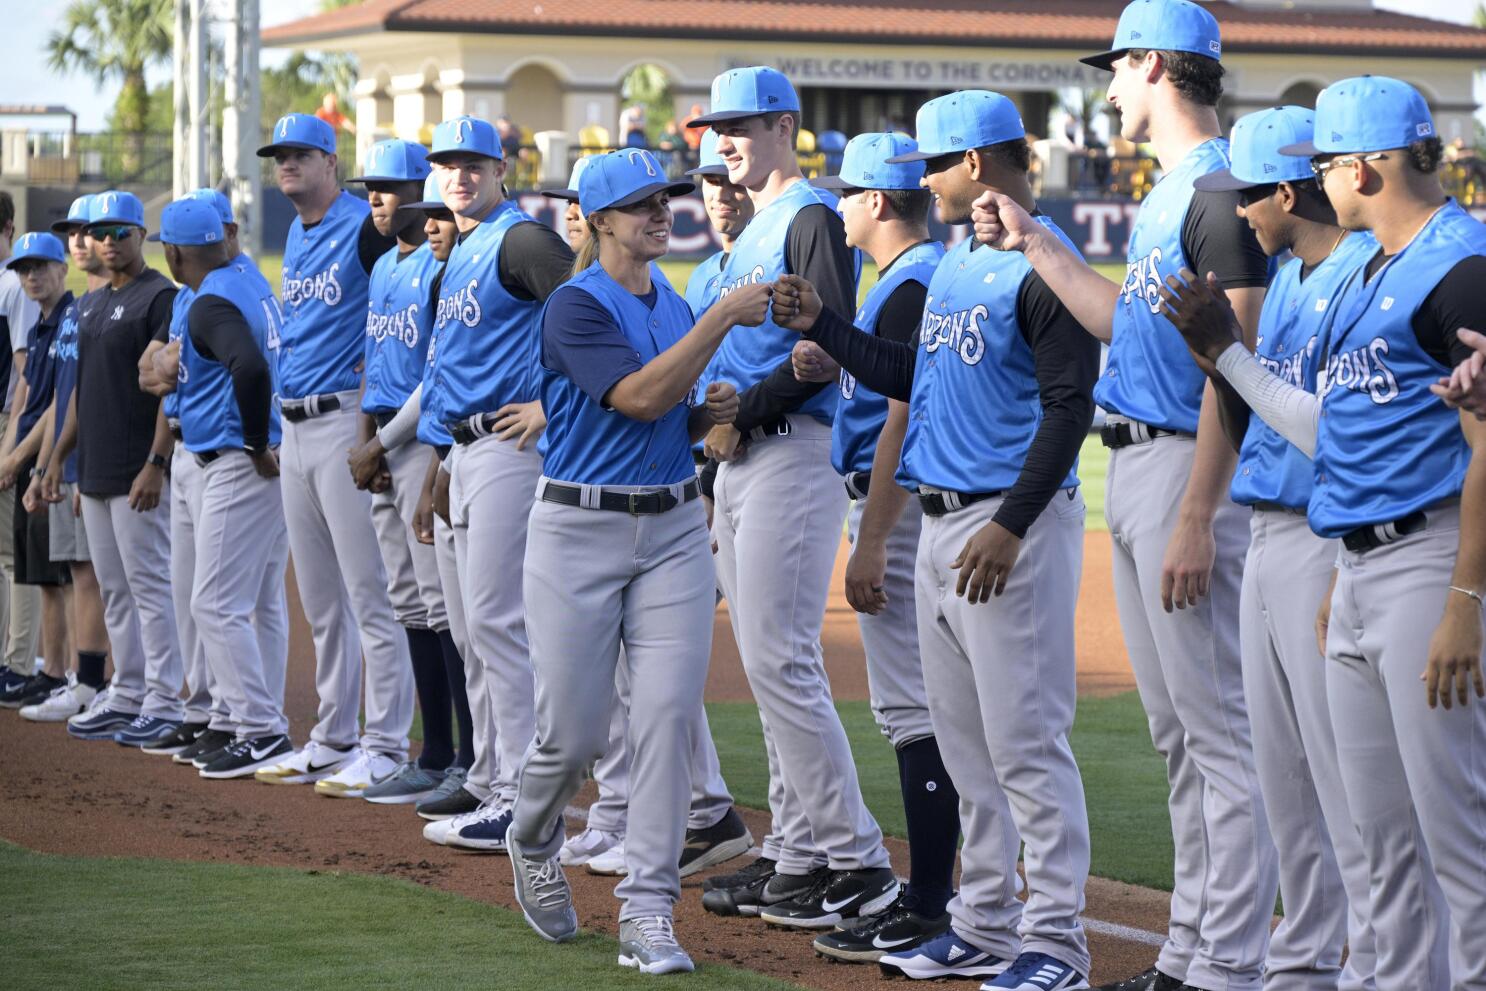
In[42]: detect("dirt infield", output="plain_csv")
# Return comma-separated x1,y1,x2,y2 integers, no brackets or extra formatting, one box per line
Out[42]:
0,529,1162,988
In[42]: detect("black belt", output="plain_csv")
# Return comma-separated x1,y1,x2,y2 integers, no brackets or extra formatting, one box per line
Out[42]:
193,448,234,468
918,488,1003,517
280,394,342,423
434,444,452,461
448,413,495,445
372,410,397,430
746,417,791,444
844,470,871,500
1341,510,1427,554
540,478,700,516
1250,501,1305,515
1100,420,1185,449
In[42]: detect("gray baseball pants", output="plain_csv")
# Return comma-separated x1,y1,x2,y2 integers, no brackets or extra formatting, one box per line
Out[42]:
512,482,715,920
1327,502,1484,990
449,432,541,804
1105,432,1277,991
191,451,290,739
371,439,447,632
1242,509,1376,991
433,495,497,797
917,490,1090,974
81,491,183,720
279,400,412,757
711,415,889,874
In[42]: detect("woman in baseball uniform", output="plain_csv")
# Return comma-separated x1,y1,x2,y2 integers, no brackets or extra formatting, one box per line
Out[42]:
504,149,768,972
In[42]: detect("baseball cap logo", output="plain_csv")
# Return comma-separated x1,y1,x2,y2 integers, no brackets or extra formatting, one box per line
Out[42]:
454,119,474,143
1262,163,1276,173
767,95,779,104
1417,122,1433,137
279,118,290,139
1209,40,1221,54
626,149,660,176
1331,131,1343,142
98,193,116,214
949,135,963,145
1130,30,1142,40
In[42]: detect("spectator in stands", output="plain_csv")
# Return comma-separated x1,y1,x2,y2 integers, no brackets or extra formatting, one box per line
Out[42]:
619,105,647,148
682,105,705,149
496,115,524,160
314,93,355,135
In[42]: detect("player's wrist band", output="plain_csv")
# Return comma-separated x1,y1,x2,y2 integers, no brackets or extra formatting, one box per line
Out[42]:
30,466,43,478
1448,585,1484,607
146,452,168,469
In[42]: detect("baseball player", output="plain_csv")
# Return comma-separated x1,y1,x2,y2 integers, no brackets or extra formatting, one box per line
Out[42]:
336,139,471,805
685,65,896,930
1180,107,1379,991
249,113,413,793
779,132,964,964
504,149,766,972
149,197,292,779
1165,75,1486,991
683,129,754,317
45,191,185,746
972,5,1278,987
777,94,1099,989
416,114,574,851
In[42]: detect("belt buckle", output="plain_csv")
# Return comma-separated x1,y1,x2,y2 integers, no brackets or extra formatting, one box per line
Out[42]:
627,492,642,515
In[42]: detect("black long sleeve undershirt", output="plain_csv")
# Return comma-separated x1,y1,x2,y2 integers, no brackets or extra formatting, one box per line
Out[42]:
805,262,1099,537
186,294,274,451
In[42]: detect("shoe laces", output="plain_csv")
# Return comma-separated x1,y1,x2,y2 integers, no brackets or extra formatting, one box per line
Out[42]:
125,714,153,730
849,893,908,936
521,853,572,911
630,915,680,952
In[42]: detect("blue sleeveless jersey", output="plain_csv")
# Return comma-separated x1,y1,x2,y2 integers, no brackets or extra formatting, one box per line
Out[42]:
538,263,697,486
177,265,285,454
897,218,1083,494
1096,138,1237,434
423,200,544,433
278,191,373,400
162,286,195,422
711,181,856,423
1310,201,1486,537
1230,232,1375,509
832,241,944,475
362,242,442,413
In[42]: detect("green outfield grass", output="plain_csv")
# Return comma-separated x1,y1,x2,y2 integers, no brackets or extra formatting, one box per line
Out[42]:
0,842,803,991
707,691,1173,892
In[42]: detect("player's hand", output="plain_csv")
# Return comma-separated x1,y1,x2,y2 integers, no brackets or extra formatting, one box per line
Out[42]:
149,339,182,396
413,481,436,545
492,401,546,450
845,539,890,615
0,454,19,491
952,521,1023,603
772,275,823,333
128,461,165,512
703,423,745,462
249,447,280,480
347,436,387,489
1430,328,1486,418
719,281,774,328
1161,513,1215,612
21,475,41,514
1157,269,1242,373
72,489,81,517
971,190,1041,253
432,465,452,527
1315,570,1337,657
704,382,738,426
791,340,838,383
1423,593,1486,710
40,467,62,504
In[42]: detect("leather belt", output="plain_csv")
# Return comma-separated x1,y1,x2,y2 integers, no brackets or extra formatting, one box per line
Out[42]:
1341,510,1427,554
280,393,342,423
746,417,791,444
1100,419,1186,449
448,412,496,445
844,470,871,500
372,410,397,430
918,487,1003,518
540,478,700,516
1250,501,1305,515
193,448,234,468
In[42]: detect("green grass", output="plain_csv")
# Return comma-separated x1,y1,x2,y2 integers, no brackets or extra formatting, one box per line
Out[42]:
707,691,1174,892
0,841,803,991
1079,434,1110,530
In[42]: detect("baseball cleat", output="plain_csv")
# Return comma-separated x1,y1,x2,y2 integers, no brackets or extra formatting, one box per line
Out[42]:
361,761,447,805
982,952,1089,990
585,839,627,876
508,833,579,943
1093,967,1187,991
444,801,514,852
141,720,208,755
812,893,949,963
678,806,753,878
200,734,295,780
618,916,695,975
113,715,185,748
314,749,399,798
19,678,96,723
878,929,1010,981
760,866,900,929
700,856,777,916
560,826,623,867
180,728,235,767
253,741,356,785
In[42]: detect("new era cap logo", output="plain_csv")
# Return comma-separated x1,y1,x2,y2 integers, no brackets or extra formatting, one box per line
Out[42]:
454,119,474,143
1331,131,1343,142
767,95,779,104
950,135,963,145
1130,30,1142,40
862,170,874,180
1417,122,1433,137
1262,163,1276,174
1209,40,1221,54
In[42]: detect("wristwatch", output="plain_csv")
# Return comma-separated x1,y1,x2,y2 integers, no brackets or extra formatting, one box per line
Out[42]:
146,452,168,470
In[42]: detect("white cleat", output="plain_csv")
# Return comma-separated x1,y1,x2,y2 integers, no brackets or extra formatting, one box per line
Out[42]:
21,677,96,722
254,741,356,785
560,827,623,867
314,750,399,798
586,839,629,876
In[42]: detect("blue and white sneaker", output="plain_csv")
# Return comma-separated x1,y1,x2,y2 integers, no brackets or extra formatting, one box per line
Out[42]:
446,800,514,852
67,690,140,740
113,715,184,748
982,952,1088,990
879,929,1010,981
0,666,30,700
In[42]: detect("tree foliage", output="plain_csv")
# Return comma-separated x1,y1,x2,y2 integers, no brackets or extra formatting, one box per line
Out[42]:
46,0,172,137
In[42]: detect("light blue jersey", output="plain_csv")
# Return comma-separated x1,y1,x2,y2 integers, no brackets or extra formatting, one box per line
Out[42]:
278,191,373,400
177,264,284,453
362,241,442,413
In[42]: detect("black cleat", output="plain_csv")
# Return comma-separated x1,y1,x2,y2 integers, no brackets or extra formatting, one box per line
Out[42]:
760,866,900,930
1097,967,1188,991
700,857,783,917
812,893,950,963
678,807,753,878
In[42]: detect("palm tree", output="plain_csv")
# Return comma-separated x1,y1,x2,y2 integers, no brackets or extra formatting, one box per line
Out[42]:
47,0,172,170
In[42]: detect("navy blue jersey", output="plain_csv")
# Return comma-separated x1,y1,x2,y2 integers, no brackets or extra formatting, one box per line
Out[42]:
18,292,72,440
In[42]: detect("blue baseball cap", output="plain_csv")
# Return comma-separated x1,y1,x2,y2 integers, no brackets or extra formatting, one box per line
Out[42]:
146,198,225,246
5,232,67,269
687,66,799,127
86,190,145,228
185,188,234,224
685,130,729,178
51,194,94,234
541,156,591,202
813,132,925,191
886,91,1024,163
577,149,695,215
258,112,337,157
1081,0,1222,71
1194,107,1315,192
398,174,451,214
349,139,432,184
427,116,502,164
1279,76,1435,158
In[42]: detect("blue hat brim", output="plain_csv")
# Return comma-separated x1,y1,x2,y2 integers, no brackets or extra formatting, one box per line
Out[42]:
84,219,142,231
1192,168,1260,192
1079,49,1123,71
257,139,334,158
540,188,580,201
5,253,63,270
50,219,84,234
590,179,697,213
1278,140,1322,158
685,164,729,177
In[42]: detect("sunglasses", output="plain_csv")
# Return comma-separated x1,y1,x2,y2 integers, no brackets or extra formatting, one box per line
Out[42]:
88,225,138,241
1309,153,1386,181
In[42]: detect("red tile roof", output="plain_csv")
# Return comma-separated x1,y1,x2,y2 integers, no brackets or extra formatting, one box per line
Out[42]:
263,0,1486,59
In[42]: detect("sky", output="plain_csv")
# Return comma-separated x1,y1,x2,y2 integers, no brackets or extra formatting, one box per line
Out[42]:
0,0,1478,131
